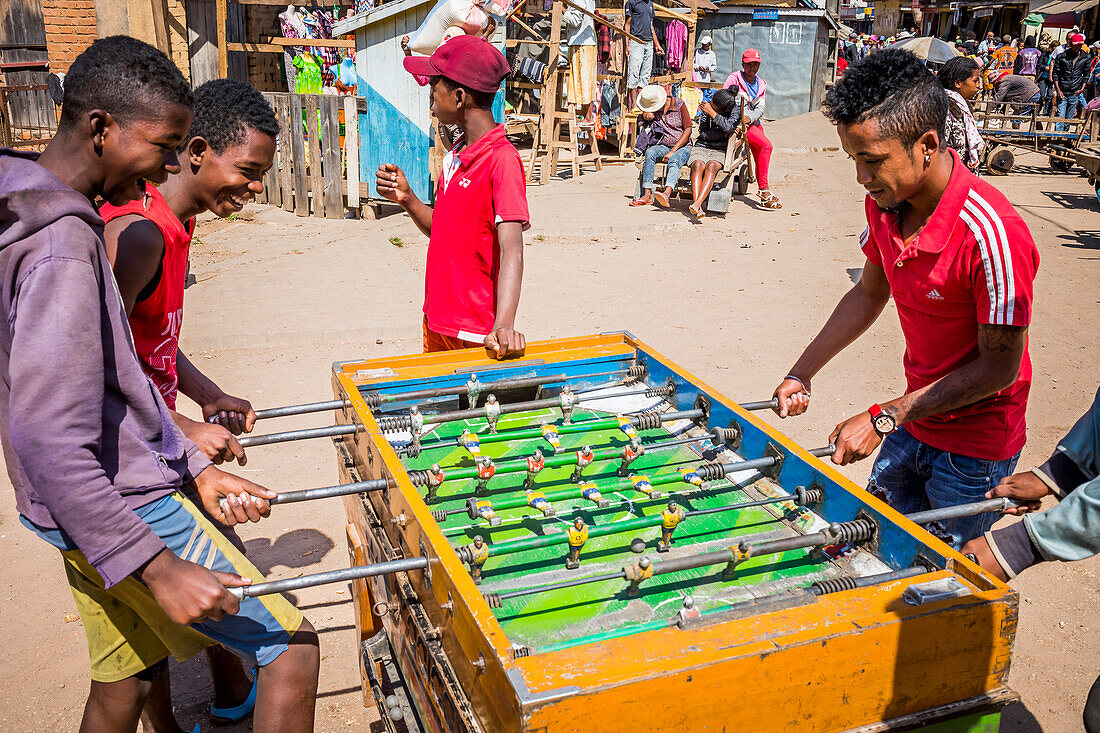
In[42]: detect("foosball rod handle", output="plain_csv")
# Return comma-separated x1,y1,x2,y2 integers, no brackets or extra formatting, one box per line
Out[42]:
230,557,429,599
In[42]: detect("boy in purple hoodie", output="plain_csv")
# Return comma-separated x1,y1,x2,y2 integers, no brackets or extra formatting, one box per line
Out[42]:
0,37,318,732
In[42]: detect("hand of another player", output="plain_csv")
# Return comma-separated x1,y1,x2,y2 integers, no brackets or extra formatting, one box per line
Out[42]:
485,327,526,359
960,535,1009,581
828,411,882,466
772,377,810,418
376,164,411,206
182,418,247,466
986,471,1048,515
140,548,250,624
202,391,256,435
401,34,410,50
192,466,276,526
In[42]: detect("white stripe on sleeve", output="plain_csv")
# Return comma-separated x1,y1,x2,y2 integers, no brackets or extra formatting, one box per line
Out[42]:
968,190,1016,324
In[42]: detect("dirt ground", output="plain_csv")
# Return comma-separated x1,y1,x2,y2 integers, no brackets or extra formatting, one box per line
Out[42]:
1,110,1097,732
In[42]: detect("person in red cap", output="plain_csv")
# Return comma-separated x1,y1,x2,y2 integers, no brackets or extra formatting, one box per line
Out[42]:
1053,33,1091,130
724,48,781,209
377,35,529,358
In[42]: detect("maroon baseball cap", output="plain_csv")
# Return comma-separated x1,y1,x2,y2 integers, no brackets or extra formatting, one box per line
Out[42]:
403,35,509,93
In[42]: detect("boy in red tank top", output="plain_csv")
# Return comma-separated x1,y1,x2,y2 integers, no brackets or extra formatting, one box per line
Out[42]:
101,79,279,731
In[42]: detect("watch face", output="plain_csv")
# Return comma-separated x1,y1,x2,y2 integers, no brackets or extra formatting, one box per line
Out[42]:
874,414,895,434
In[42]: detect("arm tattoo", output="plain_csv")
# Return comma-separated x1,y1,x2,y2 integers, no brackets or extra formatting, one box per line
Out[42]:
886,325,1028,425
978,324,1028,353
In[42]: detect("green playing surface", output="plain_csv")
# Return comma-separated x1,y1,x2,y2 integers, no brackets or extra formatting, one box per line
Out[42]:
400,400,844,651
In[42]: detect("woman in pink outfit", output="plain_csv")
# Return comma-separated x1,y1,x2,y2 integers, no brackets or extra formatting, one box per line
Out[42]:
724,48,780,209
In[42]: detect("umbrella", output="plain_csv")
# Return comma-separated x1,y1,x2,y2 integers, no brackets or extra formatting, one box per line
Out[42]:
887,36,962,64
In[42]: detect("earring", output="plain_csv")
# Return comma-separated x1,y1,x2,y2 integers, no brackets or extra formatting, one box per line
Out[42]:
924,154,930,164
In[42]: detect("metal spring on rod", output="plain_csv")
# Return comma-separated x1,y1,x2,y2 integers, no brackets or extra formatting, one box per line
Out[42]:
830,518,876,544
456,546,473,563
626,364,647,379
431,509,448,523
695,464,726,481
377,415,411,432
484,593,502,608
644,384,673,398
809,576,859,596
512,646,530,658
631,410,663,430
407,470,431,487
710,426,738,445
362,392,383,409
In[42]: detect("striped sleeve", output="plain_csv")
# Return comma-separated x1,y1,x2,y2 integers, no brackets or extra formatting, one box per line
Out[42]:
858,225,881,266
959,189,1039,327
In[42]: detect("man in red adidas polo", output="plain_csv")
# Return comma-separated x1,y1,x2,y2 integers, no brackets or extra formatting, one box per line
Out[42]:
770,49,1040,548
376,35,528,359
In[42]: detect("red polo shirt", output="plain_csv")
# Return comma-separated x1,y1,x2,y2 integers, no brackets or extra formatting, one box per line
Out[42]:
424,125,529,342
861,149,1039,460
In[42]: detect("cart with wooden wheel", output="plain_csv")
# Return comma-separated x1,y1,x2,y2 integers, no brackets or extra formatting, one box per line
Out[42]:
972,99,1090,175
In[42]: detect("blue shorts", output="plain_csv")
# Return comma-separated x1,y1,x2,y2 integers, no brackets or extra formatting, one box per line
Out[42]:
23,492,303,682
867,427,1020,549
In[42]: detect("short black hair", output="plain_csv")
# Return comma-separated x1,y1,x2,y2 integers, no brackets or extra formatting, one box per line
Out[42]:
822,49,947,148
189,79,278,153
59,36,192,130
711,88,737,116
938,56,980,92
435,75,497,110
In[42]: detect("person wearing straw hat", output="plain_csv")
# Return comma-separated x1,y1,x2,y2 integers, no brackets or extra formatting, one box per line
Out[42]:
630,84,692,208
693,36,716,83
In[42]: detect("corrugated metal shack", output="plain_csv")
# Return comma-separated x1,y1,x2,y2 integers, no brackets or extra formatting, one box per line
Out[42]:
698,2,838,120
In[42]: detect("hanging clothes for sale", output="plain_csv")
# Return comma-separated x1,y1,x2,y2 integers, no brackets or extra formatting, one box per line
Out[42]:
664,19,686,72
293,53,322,94
651,18,668,76
595,12,611,63
600,79,620,127
279,5,308,90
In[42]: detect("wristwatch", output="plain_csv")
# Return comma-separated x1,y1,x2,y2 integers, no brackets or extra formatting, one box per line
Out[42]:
868,404,897,436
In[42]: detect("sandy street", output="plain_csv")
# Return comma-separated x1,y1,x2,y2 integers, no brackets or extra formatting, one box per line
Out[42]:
1,111,1097,732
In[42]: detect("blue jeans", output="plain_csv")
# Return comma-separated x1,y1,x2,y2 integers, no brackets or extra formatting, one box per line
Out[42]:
1056,93,1085,131
867,427,1020,549
640,144,690,191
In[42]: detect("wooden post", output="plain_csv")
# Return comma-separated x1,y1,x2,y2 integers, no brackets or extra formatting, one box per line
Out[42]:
275,94,294,212
305,94,324,216
290,94,309,216
321,95,344,218
150,0,172,53
344,95,360,212
216,0,228,78
539,0,564,184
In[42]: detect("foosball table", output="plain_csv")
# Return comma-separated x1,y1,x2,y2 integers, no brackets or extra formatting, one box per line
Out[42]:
238,333,1020,732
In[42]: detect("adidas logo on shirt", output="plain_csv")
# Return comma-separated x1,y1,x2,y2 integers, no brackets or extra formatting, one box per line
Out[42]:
926,289,945,301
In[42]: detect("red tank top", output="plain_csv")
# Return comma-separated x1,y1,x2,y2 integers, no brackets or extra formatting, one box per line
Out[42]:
100,184,193,409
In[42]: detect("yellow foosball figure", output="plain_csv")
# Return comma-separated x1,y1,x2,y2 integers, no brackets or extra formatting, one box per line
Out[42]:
658,501,686,553
566,517,589,569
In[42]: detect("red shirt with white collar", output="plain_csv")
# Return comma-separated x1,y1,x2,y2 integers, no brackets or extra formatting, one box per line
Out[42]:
861,149,1039,460
424,124,529,342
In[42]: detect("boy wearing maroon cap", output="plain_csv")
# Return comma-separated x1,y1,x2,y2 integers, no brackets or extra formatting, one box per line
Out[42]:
377,35,528,358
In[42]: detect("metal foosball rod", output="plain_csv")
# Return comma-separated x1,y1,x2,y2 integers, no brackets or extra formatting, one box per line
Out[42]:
239,383,675,448
251,365,646,420
228,499,1020,601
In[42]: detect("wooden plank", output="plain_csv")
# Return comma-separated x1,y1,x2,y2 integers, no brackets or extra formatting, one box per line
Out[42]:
227,42,283,53
344,95,361,209
321,95,344,218
539,1,563,183
289,94,310,216
305,95,324,216
266,36,356,48
151,0,172,53
186,0,217,84
273,94,294,211
216,0,228,78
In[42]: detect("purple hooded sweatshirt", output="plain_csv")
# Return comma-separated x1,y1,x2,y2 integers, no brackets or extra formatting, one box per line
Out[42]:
0,148,211,587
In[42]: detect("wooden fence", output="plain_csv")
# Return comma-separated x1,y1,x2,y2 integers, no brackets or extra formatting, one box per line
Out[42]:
0,82,57,149
258,91,364,219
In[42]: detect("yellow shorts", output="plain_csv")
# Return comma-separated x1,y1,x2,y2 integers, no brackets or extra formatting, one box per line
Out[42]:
49,492,303,683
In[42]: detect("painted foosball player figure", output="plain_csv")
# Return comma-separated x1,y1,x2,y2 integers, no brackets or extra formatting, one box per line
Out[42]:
579,481,610,507
618,439,645,476
566,518,589,569
469,536,490,584
524,449,546,488
572,445,595,481
527,489,556,517
542,422,563,453
658,501,686,552
475,456,496,494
